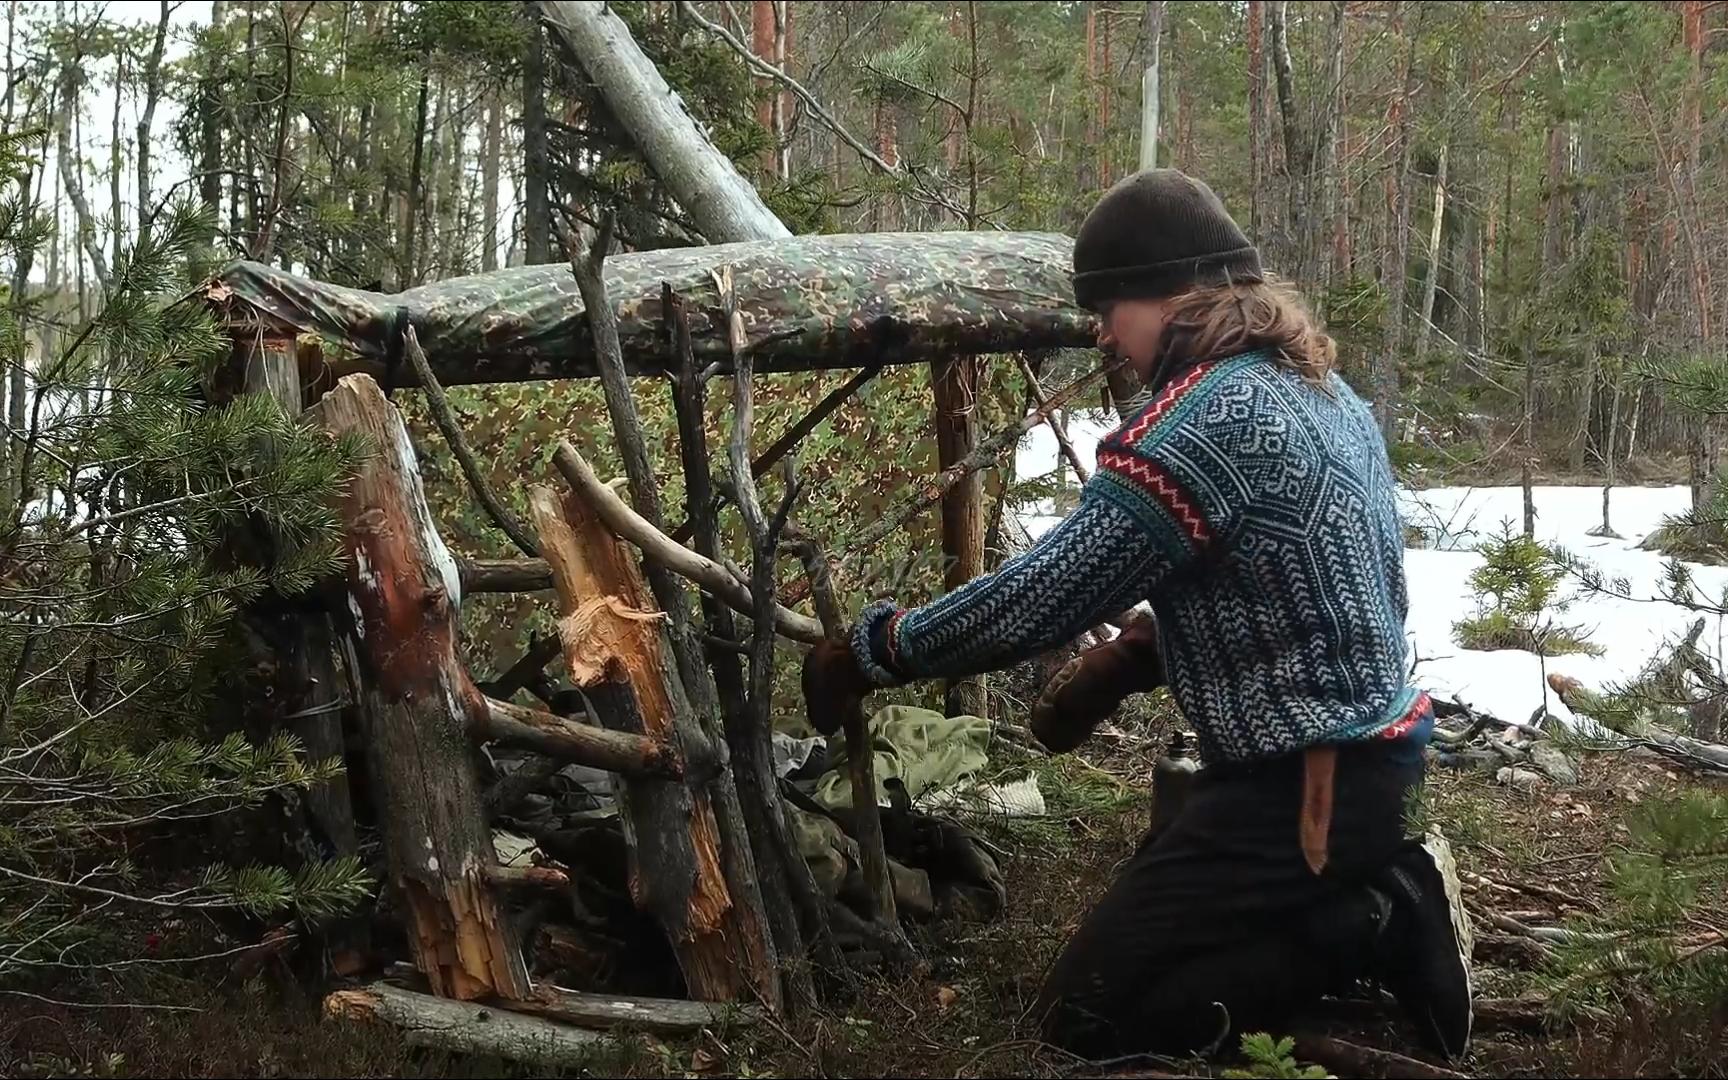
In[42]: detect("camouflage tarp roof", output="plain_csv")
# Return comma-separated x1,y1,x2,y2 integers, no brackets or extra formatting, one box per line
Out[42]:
205,231,1097,387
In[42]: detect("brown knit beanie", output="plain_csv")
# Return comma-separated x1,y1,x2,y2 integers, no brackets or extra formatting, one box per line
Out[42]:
1071,169,1263,311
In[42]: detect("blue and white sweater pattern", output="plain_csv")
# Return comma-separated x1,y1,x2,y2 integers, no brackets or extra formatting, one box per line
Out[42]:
852,350,1424,763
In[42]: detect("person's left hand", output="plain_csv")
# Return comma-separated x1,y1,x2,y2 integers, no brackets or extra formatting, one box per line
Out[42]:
801,638,875,736
1030,615,1165,752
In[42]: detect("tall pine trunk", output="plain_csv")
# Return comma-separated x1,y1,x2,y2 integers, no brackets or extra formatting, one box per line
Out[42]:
751,0,776,177
1246,1,1265,237
1374,4,1415,440
523,1,552,264
402,64,431,285
482,88,502,272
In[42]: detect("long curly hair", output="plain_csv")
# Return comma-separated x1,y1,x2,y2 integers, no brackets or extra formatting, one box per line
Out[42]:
1152,278,1338,386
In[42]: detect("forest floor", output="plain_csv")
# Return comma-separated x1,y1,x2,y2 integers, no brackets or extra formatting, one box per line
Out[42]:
5,722,1724,1080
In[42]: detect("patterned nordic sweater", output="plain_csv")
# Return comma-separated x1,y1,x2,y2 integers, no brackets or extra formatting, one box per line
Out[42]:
852,350,1427,764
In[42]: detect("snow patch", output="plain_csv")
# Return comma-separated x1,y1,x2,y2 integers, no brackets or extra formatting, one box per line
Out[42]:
1009,465,1723,730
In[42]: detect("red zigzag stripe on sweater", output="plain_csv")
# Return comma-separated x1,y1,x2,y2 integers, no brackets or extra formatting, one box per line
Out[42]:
1120,361,1220,444
1097,449,1212,544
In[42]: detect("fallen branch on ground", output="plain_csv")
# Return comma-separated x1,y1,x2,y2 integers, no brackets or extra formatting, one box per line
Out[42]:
1290,1035,1468,1080
323,983,604,1069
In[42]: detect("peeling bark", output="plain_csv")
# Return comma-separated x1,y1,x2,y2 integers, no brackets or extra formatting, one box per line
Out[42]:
310,373,529,1002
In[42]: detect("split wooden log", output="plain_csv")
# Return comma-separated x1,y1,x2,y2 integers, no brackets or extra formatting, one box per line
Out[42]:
552,440,824,644
324,983,604,1068
239,333,358,859
460,558,554,594
565,232,780,1017
310,373,530,1002
527,481,777,1007
512,983,760,1035
481,695,679,779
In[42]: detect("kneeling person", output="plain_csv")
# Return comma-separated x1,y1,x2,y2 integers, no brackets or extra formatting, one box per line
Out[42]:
802,168,1473,1061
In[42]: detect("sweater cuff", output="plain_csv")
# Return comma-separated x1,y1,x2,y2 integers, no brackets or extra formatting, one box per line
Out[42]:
851,599,909,688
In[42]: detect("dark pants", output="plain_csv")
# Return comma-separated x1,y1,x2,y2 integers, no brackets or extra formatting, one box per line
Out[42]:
1032,736,1424,1059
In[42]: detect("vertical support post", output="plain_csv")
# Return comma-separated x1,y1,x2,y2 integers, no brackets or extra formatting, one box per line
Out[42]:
528,477,777,1008
311,373,530,1002
239,331,358,857
930,355,988,718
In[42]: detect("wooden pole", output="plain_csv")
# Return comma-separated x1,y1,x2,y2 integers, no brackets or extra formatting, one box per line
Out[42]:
527,481,778,1007
668,286,826,1008
238,332,359,858
930,355,987,718
309,373,530,1002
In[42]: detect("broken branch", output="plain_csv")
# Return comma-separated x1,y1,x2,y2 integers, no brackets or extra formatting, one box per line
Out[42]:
1016,353,1091,483
670,362,883,545
838,357,1125,560
481,695,681,779
460,558,554,594
402,325,538,557
552,440,824,644
1291,1036,1468,1080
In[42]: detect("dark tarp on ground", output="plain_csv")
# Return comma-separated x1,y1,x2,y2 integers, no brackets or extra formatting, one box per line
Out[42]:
203,231,1097,387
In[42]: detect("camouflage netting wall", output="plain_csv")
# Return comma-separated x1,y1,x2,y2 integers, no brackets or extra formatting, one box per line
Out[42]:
205,231,1097,385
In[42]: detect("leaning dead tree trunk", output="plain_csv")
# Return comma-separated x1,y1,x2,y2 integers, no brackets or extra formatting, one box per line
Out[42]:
668,285,827,1007
539,0,789,244
527,478,778,1008
311,374,530,1002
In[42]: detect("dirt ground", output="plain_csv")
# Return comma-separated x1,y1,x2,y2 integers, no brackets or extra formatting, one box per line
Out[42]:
4,722,1725,1080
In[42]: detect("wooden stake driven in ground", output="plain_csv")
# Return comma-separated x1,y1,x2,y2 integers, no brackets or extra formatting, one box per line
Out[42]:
668,284,827,1008
527,480,778,1008
310,373,530,1002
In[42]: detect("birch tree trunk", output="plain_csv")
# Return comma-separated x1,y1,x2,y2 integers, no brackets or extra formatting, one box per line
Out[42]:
539,0,790,243
1415,139,1448,361
1139,1,1165,172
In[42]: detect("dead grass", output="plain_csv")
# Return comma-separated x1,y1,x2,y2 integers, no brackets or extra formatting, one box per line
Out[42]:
5,740,1725,1078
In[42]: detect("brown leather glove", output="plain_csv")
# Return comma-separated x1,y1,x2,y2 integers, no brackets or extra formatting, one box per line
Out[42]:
801,638,876,736
1031,615,1166,753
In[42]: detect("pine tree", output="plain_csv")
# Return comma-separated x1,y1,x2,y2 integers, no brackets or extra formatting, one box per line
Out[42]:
0,133,370,986
1454,524,1599,657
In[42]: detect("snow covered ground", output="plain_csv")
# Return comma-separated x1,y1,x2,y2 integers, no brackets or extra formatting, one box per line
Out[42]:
1012,418,1727,729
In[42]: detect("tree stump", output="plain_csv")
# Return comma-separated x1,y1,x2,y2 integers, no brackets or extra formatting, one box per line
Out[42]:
528,481,775,1006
